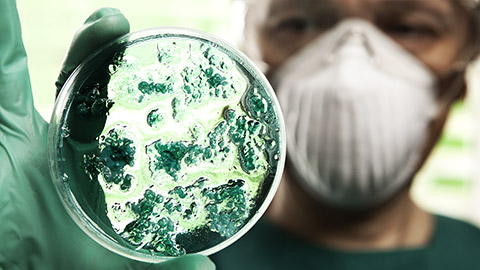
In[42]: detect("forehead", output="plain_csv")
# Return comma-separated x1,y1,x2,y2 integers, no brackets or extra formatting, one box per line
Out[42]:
262,0,457,18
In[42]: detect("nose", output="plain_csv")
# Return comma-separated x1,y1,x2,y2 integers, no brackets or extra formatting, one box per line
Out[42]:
324,25,377,64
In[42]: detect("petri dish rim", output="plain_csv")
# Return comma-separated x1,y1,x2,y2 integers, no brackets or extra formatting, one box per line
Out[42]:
48,26,286,263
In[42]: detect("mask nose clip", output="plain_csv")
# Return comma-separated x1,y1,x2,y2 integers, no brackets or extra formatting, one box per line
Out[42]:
323,25,378,65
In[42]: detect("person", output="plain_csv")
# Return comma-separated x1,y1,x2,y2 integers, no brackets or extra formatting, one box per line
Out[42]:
210,0,480,269
1,0,480,269
0,1,213,269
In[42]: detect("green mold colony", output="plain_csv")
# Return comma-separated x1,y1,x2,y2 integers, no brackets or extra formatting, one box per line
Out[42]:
79,37,281,256
83,128,136,191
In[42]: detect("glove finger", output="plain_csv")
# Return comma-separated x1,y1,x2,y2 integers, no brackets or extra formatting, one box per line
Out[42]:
55,7,130,97
0,0,33,117
150,255,216,270
0,0,46,143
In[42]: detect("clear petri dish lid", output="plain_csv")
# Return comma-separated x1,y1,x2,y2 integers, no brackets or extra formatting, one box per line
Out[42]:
48,27,286,263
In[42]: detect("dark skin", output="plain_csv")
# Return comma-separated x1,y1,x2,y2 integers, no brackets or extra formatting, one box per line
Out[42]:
246,0,474,249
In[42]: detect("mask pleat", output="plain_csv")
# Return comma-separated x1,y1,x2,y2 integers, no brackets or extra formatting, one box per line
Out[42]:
321,69,348,194
338,67,359,198
308,74,328,191
298,80,316,176
375,82,392,192
353,87,371,198
369,83,388,195
281,80,302,170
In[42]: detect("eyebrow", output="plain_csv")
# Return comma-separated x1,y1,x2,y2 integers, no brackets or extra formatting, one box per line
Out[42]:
371,1,455,30
371,0,456,31
267,0,336,17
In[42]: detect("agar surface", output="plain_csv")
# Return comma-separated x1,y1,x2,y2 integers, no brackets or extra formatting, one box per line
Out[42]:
71,36,280,256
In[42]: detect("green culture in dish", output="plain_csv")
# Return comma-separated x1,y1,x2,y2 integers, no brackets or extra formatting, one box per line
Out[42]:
55,30,283,260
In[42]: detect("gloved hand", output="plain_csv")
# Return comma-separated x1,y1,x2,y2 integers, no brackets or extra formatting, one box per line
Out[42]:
0,1,215,269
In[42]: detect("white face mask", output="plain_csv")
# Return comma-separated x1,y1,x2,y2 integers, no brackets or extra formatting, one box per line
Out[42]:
273,19,439,210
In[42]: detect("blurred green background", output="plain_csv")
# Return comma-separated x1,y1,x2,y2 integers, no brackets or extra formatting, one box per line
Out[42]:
17,0,480,226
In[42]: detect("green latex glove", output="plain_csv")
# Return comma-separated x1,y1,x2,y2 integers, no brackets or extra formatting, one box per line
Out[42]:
0,1,215,269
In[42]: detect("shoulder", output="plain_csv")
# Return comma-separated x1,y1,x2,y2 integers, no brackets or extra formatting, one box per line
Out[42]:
428,215,480,268
210,218,296,270
433,214,480,243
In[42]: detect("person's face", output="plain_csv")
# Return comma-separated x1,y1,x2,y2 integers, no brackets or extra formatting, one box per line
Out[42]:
252,0,470,79
247,0,475,198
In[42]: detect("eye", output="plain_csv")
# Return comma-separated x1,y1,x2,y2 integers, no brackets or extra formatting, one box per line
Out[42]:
382,22,438,39
275,17,312,34
378,20,442,54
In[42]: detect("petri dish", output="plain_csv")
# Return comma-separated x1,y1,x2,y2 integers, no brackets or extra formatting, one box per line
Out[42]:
48,27,286,262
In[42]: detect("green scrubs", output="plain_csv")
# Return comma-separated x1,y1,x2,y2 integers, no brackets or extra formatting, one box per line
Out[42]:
211,215,480,269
